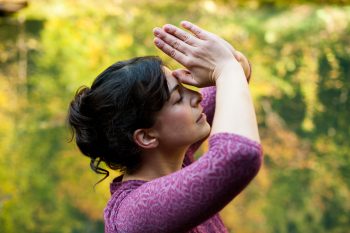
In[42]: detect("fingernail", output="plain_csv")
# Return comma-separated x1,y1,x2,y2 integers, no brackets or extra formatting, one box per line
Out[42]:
181,21,189,27
153,28,161,36
154,38,160,45
163,24,171,31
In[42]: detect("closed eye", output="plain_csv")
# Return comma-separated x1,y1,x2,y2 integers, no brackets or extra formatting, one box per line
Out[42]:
170,83,185,104
175,95,183,104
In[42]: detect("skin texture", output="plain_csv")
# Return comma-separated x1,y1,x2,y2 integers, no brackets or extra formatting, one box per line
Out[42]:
152,67,211,149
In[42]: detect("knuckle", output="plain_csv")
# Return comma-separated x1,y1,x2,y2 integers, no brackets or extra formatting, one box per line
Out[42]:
170,49,176,58
172,40,179,49
183,33,190,42
194,29,201,36
185,58,194,67
160,33,167,40
168,26,175,33
157,41,164,48
206,40,215,48
191,47,201,56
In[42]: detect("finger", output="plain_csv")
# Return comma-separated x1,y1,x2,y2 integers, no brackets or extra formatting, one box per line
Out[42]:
180,21,210,40
154,38,188,65
235,51,251,82
246,60,252,83
162,24,198,46
172,69,199,86
153,27,192,54
232,50,243,62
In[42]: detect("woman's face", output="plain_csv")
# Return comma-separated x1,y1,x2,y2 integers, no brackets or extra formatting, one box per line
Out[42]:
152,67,211,149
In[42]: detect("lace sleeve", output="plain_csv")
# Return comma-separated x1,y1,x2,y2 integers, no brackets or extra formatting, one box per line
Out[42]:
111,133,263,233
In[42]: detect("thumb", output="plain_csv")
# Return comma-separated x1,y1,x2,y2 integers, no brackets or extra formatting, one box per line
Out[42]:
172,69,199,86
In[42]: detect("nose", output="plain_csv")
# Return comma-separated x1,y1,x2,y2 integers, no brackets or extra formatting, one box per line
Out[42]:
189,89,202,107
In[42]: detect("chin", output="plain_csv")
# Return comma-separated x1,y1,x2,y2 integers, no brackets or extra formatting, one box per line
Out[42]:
197,123,211,141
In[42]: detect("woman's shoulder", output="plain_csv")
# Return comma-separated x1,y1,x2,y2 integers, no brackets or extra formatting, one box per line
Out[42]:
109,175,146,195
104,176,147,229
105,176,146,212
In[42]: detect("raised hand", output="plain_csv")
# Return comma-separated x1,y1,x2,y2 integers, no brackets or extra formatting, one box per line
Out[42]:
153,21,244,87
197,28,251,81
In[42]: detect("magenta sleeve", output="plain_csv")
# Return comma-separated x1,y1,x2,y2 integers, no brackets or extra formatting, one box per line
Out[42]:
200,86,216,126
112,133,262,233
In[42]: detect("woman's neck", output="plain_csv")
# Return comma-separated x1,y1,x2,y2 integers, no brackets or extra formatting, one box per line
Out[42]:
122,146,188,182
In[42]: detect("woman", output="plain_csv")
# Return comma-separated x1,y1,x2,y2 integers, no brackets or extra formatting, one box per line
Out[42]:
68,21,262,233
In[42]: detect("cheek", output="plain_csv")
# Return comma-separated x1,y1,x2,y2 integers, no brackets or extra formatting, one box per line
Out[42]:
165,110,192,130
156,107,210,147
159,107,194,134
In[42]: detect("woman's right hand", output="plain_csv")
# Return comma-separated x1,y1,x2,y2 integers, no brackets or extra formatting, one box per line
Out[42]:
153,21,244,87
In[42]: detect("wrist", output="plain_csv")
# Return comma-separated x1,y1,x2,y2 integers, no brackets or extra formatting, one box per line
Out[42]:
214,61,246,86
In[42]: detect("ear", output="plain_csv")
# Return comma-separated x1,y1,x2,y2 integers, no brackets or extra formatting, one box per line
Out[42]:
133,129,159,149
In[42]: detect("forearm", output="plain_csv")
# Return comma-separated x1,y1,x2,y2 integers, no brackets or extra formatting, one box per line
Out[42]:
210,61,260,143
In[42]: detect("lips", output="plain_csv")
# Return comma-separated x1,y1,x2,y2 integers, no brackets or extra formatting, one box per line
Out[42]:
196,112,206,123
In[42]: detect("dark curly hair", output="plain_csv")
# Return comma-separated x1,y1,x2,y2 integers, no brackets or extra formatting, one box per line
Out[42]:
67,56,170,181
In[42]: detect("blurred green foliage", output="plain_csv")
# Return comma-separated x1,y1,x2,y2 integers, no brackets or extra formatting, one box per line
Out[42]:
0,0,349,232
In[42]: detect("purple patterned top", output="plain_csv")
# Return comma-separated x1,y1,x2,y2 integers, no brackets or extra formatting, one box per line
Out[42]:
104,87,263,233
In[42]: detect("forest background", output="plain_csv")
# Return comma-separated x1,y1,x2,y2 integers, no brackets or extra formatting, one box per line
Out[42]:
0,0,349,232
